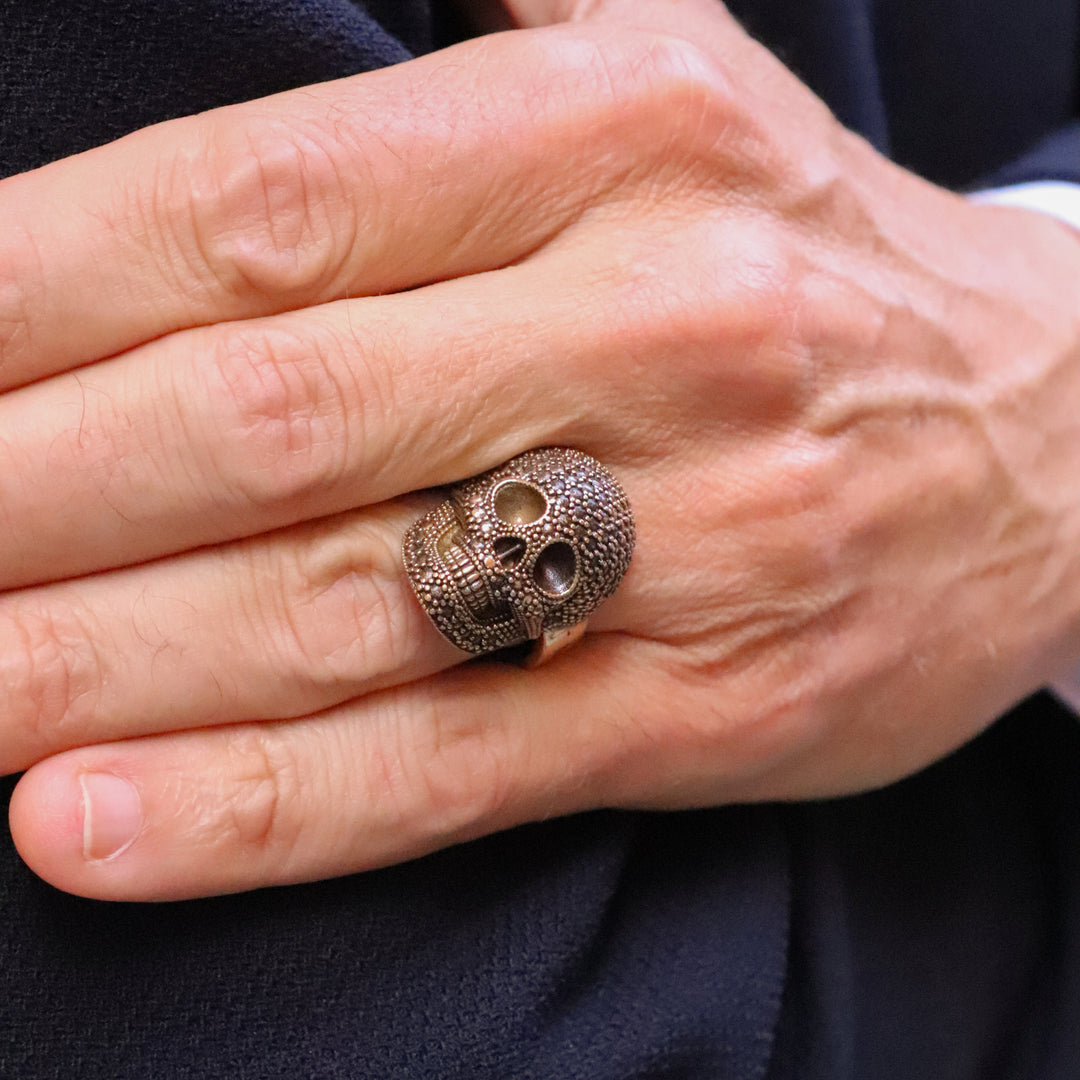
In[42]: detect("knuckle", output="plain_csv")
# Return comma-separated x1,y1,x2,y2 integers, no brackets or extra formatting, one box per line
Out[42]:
351,562,421,677
555,29,823,208
574,31,737,170
0,246,35,382
508,29,737,202
0,604,104,766
171,117,357,302
712,230,805,355
203,324,353,509
284,518,417,688
419,702,517,830
357,694,516,842
215,726,303,855
599,221,812,415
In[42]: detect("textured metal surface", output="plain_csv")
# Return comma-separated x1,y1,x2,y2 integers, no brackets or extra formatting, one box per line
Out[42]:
403,448,635,656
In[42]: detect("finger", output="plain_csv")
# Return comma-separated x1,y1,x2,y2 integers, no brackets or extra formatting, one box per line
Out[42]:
0,412,833,779
0,190,799,591
9,637,723,901
502,0,834,122
9,540,968,903
0,267,581,588
0,404,728,774
503,0,738,29
0,498,467,775
0,24,694,390
4,164,766,590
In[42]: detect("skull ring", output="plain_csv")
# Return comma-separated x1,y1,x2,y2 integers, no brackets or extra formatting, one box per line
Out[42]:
403,448,634,664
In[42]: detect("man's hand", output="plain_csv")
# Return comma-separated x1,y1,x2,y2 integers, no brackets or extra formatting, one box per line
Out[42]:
4,0,1080,899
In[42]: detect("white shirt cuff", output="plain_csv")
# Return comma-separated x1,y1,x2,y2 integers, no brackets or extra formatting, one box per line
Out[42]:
969,180,1080,234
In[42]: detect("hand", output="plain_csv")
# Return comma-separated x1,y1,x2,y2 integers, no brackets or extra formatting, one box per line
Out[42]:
4,0,1080,900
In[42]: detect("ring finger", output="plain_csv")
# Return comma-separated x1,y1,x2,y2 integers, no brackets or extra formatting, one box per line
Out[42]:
0,496,465,773
0,433,671,775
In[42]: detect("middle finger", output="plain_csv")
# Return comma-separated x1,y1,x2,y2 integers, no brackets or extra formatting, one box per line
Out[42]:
0,268,582,590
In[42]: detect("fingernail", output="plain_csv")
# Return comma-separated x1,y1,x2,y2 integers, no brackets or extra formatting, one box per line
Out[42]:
79,773,142,861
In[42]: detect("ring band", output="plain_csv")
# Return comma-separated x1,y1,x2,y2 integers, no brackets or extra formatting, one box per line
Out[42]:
403,447,635,665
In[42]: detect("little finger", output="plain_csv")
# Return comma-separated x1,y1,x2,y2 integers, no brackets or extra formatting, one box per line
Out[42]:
9,638,688,900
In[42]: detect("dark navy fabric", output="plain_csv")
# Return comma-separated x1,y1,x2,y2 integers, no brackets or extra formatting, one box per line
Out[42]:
767,696,1080,1080
2,0,1077,185
0,2,1078,1078
0,0,413,178
726,0,1078,187
0,793,791,1078
0,703,1076,1078
977,123,1080,189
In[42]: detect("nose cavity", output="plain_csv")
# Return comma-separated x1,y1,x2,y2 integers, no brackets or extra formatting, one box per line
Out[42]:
533,541,578,597
494,535,527,568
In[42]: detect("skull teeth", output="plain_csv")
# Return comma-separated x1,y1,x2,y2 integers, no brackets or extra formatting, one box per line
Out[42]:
442,537,502,624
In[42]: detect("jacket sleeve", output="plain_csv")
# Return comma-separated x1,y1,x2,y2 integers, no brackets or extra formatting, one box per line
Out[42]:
973,122,1080,188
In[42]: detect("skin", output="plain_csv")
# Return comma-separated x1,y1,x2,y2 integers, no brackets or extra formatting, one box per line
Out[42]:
2,0,1080,900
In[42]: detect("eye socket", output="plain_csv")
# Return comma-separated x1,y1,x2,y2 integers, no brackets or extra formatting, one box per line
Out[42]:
533,541,577,597
493,535,527,568
494,482,547,526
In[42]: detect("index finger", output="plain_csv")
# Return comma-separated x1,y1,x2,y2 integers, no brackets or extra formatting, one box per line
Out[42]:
0,26,683,389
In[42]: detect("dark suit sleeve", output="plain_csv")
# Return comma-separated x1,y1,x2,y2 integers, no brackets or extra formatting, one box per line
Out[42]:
974,122,1080,189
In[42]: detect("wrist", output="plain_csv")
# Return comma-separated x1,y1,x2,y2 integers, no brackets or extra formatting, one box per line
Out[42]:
828,137,1080,697
948,199,1080,687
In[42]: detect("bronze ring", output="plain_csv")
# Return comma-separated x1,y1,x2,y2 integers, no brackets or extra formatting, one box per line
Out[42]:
403,447,635,666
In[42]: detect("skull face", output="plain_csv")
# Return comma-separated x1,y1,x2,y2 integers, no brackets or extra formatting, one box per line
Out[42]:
403,448,635,655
